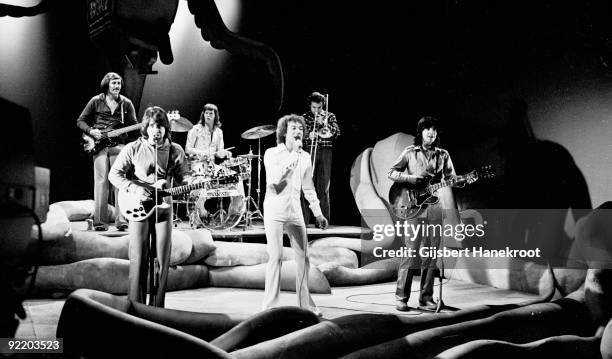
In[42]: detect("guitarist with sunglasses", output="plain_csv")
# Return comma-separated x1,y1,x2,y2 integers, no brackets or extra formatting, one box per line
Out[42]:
388,116,458,312
109,106,188,307
76,72,138,231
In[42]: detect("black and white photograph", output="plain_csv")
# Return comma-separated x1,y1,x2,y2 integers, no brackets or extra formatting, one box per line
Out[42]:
1,0,612,357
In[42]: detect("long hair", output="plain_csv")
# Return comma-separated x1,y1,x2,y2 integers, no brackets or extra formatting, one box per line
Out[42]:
140,106,171,141
276,114,306,144
414,116,441,148
198,103,222,128
100,72,122,94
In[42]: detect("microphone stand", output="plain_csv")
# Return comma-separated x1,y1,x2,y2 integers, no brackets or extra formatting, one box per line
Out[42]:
148,140,160,306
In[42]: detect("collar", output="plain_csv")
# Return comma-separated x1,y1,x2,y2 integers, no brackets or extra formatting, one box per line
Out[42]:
414,145,439,153
196,124,216,133
99,93,125,103
140,138,171,151
278,142,301,154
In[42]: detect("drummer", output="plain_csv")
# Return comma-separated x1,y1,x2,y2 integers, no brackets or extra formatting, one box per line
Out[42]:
186,103,232,163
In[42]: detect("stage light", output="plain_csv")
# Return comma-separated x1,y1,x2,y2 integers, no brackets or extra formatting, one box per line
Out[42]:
0,7,48,108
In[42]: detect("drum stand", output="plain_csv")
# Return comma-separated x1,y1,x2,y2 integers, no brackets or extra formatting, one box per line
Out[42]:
242,143,264,230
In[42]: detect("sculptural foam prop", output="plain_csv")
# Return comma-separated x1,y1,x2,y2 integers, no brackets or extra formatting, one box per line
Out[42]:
36,227,198,266
53,200,118,222
231,205,612,358
208,261,331,294
204,241,357,269
32,258,209,295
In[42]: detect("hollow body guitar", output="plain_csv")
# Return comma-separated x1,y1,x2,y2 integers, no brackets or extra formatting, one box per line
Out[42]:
388,166,493,220
119,174,239,222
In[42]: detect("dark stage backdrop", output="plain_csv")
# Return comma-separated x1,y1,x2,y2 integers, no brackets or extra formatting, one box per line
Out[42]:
2,0,612,225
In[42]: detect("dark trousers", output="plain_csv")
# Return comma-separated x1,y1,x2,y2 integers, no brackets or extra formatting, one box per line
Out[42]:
128,211,173,308
395,219,441,303
302,146,332,224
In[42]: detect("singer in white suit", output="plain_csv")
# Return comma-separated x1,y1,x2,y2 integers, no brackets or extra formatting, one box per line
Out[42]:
262,114,329,316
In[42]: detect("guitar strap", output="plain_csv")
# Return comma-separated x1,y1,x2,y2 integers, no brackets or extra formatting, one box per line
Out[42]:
120,99,124,124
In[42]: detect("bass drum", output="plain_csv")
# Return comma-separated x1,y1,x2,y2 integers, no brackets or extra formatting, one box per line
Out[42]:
188,184,245,230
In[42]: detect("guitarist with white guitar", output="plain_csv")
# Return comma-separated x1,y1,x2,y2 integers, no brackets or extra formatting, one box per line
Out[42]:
388,116,464,312
76,72,138,231
109,106,188,307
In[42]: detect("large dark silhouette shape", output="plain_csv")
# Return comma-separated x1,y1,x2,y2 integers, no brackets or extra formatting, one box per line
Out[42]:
497,99,591,266
0,98,37,338
57,289,319,358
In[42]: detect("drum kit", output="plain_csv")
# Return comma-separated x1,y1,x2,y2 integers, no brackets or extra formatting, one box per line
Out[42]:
169,111,275,231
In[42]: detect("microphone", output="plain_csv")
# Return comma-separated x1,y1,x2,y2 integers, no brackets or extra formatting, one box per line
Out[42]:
295,138,303,152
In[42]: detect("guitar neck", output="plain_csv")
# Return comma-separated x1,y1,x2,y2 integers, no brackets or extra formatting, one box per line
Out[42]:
106,124,141,138
421,176,464,196
163,176,236,196
164,181,209,196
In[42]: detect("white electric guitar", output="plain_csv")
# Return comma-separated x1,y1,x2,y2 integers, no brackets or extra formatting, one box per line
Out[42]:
118,174,239,221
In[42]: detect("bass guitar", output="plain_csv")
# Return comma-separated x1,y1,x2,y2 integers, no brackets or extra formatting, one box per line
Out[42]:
118,174,239,222
388,165,494,220
81,123,142,155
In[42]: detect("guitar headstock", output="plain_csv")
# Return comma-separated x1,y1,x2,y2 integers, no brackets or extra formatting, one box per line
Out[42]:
464,165,495,184
476,165,495,181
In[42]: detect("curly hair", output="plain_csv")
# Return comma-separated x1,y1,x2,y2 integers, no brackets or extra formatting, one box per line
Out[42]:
100,72,122,94
414,116,441,148
276,114,306,144
140,106,171,141
198,103,222,128
307,92,326,107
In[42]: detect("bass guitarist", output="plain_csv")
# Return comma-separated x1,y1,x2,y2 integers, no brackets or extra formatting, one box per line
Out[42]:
76,72,138,231
109,106,188,307
388,116,457,312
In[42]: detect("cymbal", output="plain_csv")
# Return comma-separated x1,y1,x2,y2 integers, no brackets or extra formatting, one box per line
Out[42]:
241,124,276,140
237,153,261,159
170,117,193,132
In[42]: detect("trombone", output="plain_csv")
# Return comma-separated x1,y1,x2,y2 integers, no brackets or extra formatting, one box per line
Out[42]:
309,94,332,168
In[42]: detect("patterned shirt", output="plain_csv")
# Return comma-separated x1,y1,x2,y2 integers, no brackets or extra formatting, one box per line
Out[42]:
302,111,340,149
185,124,224,158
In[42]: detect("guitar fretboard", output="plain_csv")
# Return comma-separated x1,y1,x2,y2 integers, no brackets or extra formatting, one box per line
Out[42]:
419,175,468,196
164,177,237,196
165,181,209,195
106,124,141,137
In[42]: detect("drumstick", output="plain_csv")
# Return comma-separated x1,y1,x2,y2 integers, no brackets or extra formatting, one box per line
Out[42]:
196,147,235,159
214,146,235,154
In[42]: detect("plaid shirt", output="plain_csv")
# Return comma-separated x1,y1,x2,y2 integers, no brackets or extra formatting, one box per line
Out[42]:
302,111,340,149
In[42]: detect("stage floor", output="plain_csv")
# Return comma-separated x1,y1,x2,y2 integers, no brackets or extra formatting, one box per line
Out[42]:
16,278,539,339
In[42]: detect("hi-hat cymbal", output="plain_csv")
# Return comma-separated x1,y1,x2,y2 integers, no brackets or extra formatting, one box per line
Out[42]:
241,124,276,140
170,117,193,132
237,153,261,159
